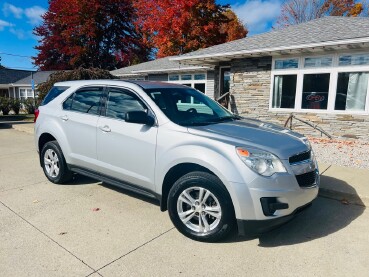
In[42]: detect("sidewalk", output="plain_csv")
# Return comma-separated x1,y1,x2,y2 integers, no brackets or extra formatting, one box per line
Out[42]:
8,122,369,207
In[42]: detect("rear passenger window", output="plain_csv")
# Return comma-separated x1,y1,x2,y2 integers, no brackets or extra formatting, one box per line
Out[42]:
63,87,103,115
105,88,146,120
41,86,70,106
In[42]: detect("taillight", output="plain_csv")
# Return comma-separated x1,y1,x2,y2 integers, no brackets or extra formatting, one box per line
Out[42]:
34,109,39,122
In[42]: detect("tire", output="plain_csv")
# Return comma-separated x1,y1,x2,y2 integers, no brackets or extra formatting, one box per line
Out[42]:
168,171,235,242
41,141,73,184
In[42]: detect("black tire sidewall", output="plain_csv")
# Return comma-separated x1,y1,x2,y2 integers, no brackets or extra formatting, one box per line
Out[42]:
41,141,69,184
168,172,234,242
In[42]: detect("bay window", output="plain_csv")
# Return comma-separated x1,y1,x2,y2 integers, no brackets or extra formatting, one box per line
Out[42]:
271,53,369,114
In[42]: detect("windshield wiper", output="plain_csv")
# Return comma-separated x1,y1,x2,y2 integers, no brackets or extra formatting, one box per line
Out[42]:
213,115,241,122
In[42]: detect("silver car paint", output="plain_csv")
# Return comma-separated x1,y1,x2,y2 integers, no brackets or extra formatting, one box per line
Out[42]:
35,80,319,223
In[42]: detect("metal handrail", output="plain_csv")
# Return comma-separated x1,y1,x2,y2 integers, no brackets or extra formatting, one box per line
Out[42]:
284,114,332,139
216,91,230,102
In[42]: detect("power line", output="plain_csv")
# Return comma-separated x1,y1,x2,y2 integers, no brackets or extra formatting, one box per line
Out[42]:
0,52,33,58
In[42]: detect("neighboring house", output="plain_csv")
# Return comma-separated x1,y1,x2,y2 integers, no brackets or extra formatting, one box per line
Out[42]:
111,56,217,99
0,68,33,97
149,16,369,140
10,71,56,99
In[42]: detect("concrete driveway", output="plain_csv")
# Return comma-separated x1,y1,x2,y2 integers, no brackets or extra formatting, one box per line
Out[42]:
0,126,368,277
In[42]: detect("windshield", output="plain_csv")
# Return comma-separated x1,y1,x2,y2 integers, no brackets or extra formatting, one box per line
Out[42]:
144,87,238,126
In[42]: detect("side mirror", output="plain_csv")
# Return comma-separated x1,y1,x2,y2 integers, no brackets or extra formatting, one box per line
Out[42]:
125,111,155,126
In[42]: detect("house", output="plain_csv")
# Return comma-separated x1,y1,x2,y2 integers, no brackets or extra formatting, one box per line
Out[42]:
0,68,33,97
115,16,369,140
10,71,56,99
111,56,217,99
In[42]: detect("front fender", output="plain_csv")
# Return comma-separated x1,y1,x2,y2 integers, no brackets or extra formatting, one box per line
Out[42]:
155,143,252,219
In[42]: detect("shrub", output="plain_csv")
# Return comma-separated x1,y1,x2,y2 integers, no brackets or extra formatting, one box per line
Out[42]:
22,98,41,114
10,98,21,115
0,97,11,115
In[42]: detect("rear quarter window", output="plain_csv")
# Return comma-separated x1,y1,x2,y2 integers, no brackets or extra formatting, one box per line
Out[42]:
40,86,70,106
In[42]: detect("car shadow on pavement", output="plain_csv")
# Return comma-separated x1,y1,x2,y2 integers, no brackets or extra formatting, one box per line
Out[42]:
227,176,365,246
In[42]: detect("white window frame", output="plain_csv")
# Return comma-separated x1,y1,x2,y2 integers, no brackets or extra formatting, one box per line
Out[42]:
168,72,207,94
270,52,369,115
19,87,34,99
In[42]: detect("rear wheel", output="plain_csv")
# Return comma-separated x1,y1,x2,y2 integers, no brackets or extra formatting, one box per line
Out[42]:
168,171,234,242
41,141,72,184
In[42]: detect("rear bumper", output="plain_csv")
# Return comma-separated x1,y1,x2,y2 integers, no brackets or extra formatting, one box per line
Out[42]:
237,201,313,236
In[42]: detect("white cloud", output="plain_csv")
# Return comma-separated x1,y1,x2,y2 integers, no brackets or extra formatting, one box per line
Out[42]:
2,3,23,18
0,19,14,31
233,0,282,34
9,28,27,39
2,3,45,25
24,6,46,25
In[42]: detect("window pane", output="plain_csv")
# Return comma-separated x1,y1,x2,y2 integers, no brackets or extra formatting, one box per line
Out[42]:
302,74,330,110
106,89,146,120
20,89,26,97
27,89,33,97
272,75,297,108
335,72,368,111
304,57,332,68
339,54,369,66
70,87,103,115
63,94,73,110
194,83,205,93
275,59,298,69
169,75,179,81
194,74,205,80
41,86,69,106
221,69,230,95
181,74,192,80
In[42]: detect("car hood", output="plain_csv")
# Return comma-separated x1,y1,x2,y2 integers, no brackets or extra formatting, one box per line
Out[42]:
187,118,310,159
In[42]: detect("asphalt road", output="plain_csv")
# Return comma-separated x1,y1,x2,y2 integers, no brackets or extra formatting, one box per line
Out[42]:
0,126,368,277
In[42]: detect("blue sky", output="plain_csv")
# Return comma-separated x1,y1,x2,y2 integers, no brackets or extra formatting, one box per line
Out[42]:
0,0,282,70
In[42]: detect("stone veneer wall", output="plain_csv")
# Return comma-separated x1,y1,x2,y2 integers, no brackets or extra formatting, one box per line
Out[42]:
230,56,369,141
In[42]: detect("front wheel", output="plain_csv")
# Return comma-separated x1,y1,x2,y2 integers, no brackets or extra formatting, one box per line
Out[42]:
41,141,72,184
168,172,235,242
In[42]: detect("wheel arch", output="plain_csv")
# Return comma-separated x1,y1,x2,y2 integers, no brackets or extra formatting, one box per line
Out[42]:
160,162,234,213
38,133,57,166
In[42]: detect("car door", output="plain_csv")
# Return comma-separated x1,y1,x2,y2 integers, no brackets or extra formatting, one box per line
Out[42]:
96,87,158,191
60,86,104,170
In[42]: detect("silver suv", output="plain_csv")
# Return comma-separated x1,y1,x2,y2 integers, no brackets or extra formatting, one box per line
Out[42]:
35,80,319,242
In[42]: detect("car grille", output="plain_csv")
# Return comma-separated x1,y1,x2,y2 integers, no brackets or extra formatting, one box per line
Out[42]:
289,150,311,164
295,171,316,188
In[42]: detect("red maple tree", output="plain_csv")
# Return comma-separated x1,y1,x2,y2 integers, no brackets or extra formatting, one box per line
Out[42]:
34,0,150,70
134,0,247,58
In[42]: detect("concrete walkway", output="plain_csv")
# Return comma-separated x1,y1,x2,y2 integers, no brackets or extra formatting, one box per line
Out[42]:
9,121,369,207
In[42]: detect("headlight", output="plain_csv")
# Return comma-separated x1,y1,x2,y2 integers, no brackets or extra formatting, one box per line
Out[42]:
236,147,286,177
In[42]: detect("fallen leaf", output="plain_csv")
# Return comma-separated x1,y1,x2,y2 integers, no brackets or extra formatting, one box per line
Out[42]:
92,208,100,212
341,199,349,205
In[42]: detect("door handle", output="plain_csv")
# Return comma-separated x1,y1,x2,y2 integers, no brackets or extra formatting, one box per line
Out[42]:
99,125,111,132
60,115,68,121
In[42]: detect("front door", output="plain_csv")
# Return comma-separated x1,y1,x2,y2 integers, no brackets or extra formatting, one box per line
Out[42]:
96,87,157,191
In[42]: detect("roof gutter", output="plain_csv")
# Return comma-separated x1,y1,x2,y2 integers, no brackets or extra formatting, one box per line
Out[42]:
131,66,212,74
170,37,369,61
